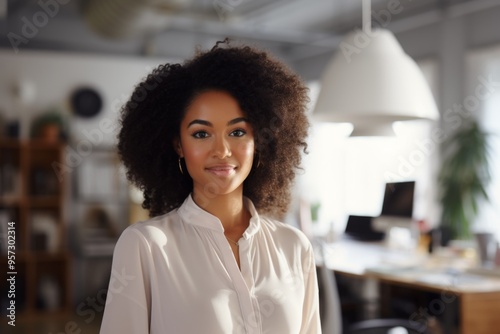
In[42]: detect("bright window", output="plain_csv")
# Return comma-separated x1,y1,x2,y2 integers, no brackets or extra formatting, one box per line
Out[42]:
293,59,440,235
466,46,500,240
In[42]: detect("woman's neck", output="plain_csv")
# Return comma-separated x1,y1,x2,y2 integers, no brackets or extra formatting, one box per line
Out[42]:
192,188,250,232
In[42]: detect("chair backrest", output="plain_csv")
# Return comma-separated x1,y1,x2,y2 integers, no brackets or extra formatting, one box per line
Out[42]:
317,243,342,334
348,318,431,334
316,242,431,334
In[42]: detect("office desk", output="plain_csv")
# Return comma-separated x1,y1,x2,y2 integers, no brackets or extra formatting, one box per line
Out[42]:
321,239,500,334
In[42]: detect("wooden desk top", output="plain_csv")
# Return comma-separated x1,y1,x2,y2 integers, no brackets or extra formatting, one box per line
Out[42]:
319,238,500,295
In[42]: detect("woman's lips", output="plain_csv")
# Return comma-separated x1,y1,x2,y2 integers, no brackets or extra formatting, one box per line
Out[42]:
206,165,236,177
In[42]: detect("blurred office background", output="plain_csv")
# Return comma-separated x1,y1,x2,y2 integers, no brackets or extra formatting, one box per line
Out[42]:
1,0,500,333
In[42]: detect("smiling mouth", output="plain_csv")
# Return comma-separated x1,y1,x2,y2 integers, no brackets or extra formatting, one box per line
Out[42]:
205,166,236,177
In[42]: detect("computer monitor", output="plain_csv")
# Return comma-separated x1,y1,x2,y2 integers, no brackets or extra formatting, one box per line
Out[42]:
381,181,415,217
344,215,385,241
373,181,415,232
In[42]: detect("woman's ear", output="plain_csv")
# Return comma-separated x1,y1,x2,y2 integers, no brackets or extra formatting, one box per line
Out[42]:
173,138,183,157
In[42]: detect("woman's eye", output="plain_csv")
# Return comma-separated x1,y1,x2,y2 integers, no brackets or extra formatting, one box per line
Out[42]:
192,131,209,139
230,129,246,137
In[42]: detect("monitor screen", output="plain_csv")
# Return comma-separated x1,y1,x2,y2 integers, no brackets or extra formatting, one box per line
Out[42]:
380,181,415,217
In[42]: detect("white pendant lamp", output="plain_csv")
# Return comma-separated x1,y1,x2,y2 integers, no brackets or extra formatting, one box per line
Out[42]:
313,0,439,136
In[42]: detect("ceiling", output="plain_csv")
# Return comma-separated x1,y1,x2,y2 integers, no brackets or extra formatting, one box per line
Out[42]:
0,0,493,64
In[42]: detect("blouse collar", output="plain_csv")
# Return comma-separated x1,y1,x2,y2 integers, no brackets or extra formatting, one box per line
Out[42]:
177,194,261,240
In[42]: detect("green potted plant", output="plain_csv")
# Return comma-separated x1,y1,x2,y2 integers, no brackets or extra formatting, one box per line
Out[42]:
438,120,491,240
30,110,67,142
310,202,321,223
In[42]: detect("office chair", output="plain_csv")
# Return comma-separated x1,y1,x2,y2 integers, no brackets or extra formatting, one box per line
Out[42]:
348,318,431,334
316,243,342,334
316,242,431,334
301,200,428,334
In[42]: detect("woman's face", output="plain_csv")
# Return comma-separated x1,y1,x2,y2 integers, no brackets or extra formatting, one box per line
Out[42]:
177,90,255,198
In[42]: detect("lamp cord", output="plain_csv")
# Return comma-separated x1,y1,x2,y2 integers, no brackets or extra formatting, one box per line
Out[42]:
362,0,371,34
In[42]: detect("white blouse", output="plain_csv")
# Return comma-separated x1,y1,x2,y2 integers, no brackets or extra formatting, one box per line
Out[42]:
100,195,321,334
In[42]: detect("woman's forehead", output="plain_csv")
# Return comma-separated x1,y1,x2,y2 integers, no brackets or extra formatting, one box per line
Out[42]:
182,90,246,125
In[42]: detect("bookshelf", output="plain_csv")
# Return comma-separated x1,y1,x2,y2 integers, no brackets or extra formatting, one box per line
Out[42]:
0,138,71,319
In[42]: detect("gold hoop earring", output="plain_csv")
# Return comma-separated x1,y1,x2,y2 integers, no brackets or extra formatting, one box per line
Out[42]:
178,157,184,175
255,153,261,168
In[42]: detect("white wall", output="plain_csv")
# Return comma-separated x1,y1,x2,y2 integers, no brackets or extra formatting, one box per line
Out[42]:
0,49,169,146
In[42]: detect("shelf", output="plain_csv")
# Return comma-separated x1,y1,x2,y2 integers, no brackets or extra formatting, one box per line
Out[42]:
31,252,69,262
29,196,61,207
0,197,25,206
0,252,30,262
0,139,63,150
0,138,22,149
0,139,71,317
27,140,65,150
17,308,70,321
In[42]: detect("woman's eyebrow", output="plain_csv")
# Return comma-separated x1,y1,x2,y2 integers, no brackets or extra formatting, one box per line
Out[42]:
227,117,248,126
187,117,248,128
187,119,212,128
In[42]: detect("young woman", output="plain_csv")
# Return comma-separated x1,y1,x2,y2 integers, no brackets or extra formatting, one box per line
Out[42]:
100,40,321,334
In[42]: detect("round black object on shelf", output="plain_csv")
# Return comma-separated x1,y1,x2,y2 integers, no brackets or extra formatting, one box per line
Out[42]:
71,87,103,118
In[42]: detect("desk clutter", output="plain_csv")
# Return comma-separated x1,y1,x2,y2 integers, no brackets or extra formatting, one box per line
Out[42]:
319,238,500,334
327,237,500,290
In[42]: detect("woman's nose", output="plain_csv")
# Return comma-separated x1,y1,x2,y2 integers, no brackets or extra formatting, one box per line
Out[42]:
213,136,231,159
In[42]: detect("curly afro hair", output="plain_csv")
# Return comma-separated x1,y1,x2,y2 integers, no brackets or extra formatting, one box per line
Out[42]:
118,40,309,218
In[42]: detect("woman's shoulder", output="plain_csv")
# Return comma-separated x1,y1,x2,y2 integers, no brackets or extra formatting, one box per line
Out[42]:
259,216,312,250
117,210,179,246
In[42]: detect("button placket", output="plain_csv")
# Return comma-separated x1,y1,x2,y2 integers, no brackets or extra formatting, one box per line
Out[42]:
215,232,261,333
239,237,262,333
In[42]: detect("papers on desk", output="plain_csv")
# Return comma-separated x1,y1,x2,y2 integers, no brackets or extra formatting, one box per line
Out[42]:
379,252,426,269
364,252,426,275
323,239,500,293
363,249,493,290
415,270,500,292
365,264,500,292
466,266,500,278
416,272,483,286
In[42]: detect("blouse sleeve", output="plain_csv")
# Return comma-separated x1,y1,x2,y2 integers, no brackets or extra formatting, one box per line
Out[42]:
300,244,322,334
100,226,152,334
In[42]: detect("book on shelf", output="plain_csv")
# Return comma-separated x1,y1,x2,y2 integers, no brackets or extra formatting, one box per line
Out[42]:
0,209,13,254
